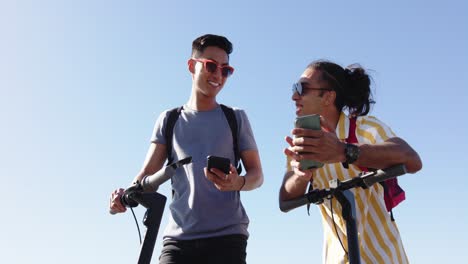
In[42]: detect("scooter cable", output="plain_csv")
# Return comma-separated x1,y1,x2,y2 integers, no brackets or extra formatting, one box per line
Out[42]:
130,207,142,244
330,198,348,256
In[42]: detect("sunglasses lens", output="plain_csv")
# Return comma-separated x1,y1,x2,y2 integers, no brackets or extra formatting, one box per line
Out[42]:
221,67,233,77
205,61,218,73
293,83,302,95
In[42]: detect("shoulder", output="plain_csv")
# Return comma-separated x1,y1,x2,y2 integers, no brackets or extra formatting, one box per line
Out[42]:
220,104,243,112
220,104,249,120
356,115,396,141
356,115,388,129
153,107,183,129
227,105,248,116
160,106,183,119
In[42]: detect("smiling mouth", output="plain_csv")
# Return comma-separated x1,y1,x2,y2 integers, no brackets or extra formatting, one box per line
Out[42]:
295,104,302,114
208,81,220,87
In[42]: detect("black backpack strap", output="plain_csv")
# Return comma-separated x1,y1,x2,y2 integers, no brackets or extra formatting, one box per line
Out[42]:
220,104,242,175
165,106,183,165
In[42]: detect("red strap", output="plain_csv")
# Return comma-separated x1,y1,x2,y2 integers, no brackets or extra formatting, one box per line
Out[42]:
347,117,358,144
346,117,367,172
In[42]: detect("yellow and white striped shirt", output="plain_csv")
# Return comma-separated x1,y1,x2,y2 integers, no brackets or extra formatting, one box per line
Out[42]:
289,112,408,264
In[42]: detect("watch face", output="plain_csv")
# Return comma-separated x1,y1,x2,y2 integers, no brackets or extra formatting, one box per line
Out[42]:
346,144,360,164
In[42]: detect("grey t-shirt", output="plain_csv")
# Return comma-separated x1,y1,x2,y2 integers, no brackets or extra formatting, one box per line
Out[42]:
151,104,258,240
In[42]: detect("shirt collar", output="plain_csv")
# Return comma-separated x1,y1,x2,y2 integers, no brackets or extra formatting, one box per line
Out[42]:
336,111,350,141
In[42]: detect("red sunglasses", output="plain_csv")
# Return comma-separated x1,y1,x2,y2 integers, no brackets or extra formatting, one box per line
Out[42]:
192,58,235,77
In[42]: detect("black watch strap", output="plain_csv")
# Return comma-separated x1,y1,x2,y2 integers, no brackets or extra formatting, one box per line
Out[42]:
342,143,360,169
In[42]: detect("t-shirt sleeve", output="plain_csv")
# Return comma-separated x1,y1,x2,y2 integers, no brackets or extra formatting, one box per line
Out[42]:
150,110,169,145
235,109,258,152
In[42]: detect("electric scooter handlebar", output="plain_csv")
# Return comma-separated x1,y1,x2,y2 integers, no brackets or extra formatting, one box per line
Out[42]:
279,164,407,213
110,157,192,214
121,156,192,208
362,164,407,187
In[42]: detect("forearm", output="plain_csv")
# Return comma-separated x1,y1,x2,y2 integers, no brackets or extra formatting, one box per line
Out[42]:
131,169,154,185
131,143,167,184
279,171,310,201
238,150,264,191
239,167,263,191
354,137,422,173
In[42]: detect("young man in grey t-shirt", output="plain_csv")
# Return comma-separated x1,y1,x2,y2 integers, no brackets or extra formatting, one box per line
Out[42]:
110,34,264,264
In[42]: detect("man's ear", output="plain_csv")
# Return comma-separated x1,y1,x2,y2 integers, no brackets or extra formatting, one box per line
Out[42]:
188,59,195,74
324,90,336,106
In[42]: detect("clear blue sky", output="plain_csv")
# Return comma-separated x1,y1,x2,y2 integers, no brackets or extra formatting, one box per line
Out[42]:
1,0,467,263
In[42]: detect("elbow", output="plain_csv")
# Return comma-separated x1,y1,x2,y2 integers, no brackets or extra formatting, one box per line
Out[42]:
249,169,264,189
406,152,423,174
407,160,422,174
278,189,291,213
278,197,291,213
257,173,264,188
279,203,289,213
395,138,422,174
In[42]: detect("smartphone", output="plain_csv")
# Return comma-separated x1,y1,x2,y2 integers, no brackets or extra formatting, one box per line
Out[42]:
207,155,231,174
294,114,324,170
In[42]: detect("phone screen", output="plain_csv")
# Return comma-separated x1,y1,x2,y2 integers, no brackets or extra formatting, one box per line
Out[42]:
207,155,231,174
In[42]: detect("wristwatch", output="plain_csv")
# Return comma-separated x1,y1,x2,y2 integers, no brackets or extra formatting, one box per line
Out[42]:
342,143,360,169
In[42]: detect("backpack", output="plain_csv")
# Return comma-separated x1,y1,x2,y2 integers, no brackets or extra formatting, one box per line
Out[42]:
164,104,243,175
346,117,406,221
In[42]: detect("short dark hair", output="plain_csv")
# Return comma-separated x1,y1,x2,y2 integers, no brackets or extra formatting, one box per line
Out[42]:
307,60,375,117
191,34,233,58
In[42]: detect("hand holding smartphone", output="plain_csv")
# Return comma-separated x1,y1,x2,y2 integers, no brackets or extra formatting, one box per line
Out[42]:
294,114,324,170
206,155,231,174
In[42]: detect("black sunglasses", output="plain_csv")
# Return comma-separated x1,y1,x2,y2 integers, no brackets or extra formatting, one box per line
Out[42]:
292,82,332,96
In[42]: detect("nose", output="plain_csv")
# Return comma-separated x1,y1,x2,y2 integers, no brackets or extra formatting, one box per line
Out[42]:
292,90,300,101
